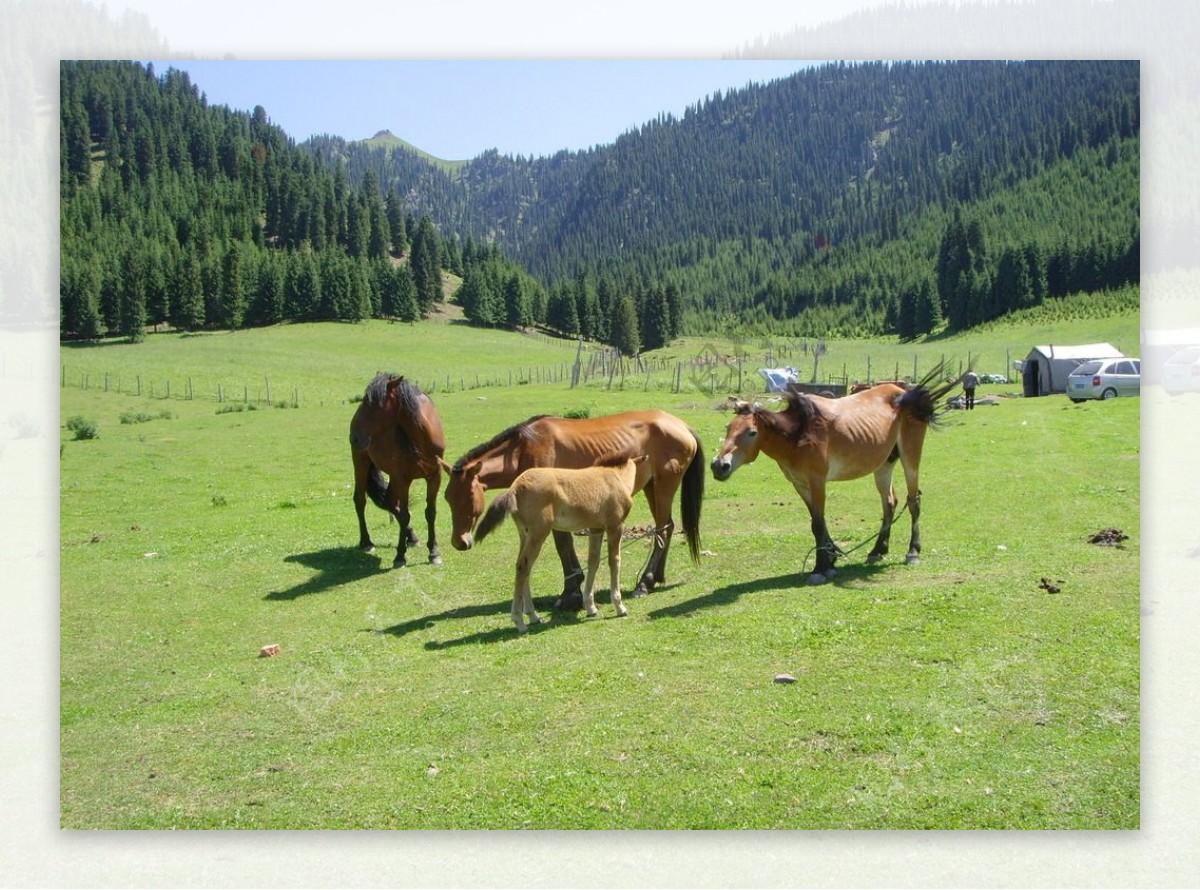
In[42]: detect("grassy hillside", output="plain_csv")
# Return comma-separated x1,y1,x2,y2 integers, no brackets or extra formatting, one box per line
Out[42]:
58,306,1139,829
59,289,1139,410
359,129,469,174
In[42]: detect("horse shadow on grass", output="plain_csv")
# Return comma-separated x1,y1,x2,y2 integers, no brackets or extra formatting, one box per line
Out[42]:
265,547,388,601
646,562,892,620
377,595,589,649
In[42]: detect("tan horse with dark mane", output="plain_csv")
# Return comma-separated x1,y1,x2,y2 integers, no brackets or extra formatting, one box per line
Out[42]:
711,361,961,584
473,451,648,633
443,410,704,608
349,373,445,568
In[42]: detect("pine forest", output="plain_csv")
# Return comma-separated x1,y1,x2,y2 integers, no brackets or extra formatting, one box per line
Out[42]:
59,60,1139,352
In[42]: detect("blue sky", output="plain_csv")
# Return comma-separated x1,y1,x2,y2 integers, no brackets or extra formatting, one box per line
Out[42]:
145,60,814,160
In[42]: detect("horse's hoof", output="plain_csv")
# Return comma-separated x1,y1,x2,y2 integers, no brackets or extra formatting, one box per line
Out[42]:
360,543,376,554
428,554,442,566
586,608,598,618
630,583,651,598
554,593,583,611
866,552,883,564
807,573,827,585
392,558,407,569
617,607,629,618
823,567,838,578
906,555,921,566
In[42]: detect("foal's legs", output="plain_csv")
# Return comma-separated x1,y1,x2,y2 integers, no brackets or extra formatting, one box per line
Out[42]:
607,525,628,618
512,526,546,633
581,531,603,618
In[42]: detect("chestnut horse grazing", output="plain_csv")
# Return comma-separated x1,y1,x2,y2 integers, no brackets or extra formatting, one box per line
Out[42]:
349,373,445,568
711,361,960,584
473,452,648,633
444,410,704,608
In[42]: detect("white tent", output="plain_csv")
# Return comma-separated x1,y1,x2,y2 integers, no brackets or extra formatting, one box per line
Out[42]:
1021,343,1124,396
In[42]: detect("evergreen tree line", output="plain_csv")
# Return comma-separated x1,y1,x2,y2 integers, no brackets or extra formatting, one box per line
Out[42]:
323,60,1138,339
60,61,455,341
454,242,682,356
61,60,1139,350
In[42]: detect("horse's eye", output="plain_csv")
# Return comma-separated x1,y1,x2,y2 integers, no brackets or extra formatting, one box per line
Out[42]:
746,429,758,439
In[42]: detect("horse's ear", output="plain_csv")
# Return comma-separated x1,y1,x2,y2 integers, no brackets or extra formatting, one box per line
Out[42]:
387,375,405,392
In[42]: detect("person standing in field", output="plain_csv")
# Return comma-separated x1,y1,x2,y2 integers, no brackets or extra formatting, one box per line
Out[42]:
963,369,980,410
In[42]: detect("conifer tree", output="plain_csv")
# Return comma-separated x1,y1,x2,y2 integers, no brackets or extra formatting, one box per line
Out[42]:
220,243,247,329
913,278,942,335
385,191,408,256
119,249,148,342
503,272,531,329
172,249,206,331
611,295,641,357
640,285,669,351
409,215,443,314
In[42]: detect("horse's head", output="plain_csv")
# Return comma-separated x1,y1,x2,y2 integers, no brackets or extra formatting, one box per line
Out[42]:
351,374,407,441
443,459,487,550
710,400,763,481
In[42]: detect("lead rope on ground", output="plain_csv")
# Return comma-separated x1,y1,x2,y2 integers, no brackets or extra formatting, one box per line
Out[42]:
800,499,911,577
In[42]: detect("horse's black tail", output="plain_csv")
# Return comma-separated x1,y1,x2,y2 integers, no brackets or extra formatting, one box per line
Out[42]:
366,462,391,512
681,431,705,564
899,357,973,424
473,491,515,544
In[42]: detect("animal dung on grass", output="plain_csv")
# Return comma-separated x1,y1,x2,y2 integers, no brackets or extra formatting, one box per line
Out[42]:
1088,527,1128,546
258,644,281,658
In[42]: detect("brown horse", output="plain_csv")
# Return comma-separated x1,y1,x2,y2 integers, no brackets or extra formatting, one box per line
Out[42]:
443,410,704,608
711,361,960,584
349,373,445,568
473,451,648,633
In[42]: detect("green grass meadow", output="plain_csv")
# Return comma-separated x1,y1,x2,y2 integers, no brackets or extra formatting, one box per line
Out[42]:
59,316,1139,829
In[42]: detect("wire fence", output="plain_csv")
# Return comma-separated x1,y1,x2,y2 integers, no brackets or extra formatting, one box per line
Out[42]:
59,343,1012,407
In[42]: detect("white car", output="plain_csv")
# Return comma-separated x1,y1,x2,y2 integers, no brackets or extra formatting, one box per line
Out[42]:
1162,347,1200,395
1066,358,1141,401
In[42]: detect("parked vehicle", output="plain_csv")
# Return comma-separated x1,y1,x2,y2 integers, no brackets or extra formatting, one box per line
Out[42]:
1067,358,1140,401
1162,347,1200,395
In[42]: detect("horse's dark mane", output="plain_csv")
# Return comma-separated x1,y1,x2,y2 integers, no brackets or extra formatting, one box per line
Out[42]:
756,388,826,446
363,372,422,418
361,373,426,459
452,415,550,471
